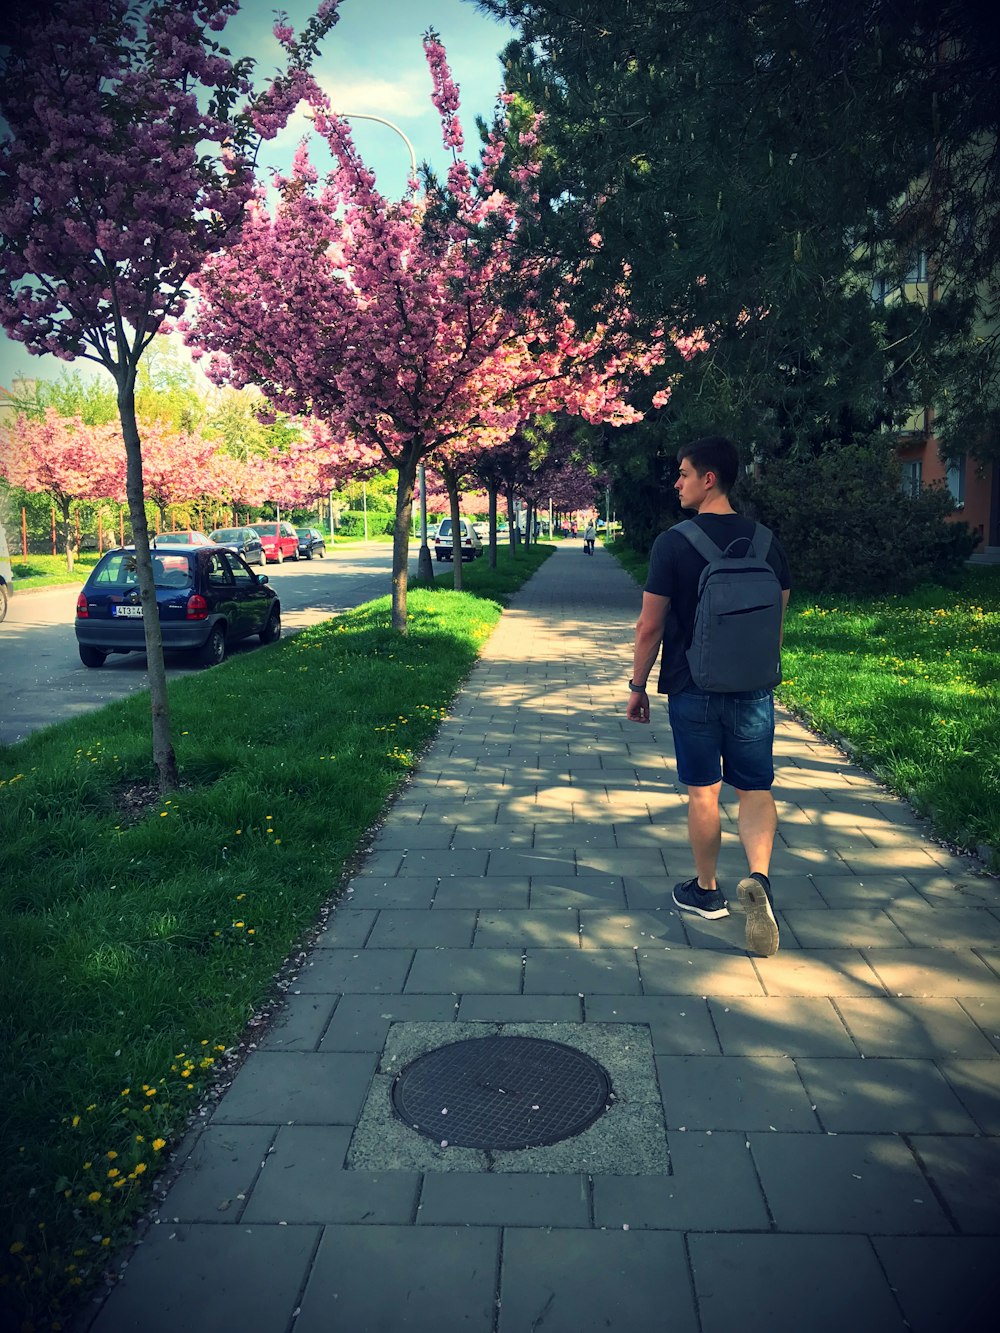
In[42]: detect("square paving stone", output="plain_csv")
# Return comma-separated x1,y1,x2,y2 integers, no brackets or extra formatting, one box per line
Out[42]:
533,823,619,849
585,996,720,1054
579,909,688,949
474,909,581,949
795,1057,978,1133
593,1132,769,1231
399,850,489,877
937,1058,1000,1133
373,825,457,850
89,1223,318,1333
708,997,857,1056
907,1135,1000,1232
655,1055,820,1131
320,994,459,1051
295,1225,499,1333
345,877,439,908
241,1125,419,1224
959,995,1000,1052
808,873,917,908
861,948,1000,997
488,850,578,878
451,825,535,849
499,1228,697,1333
783,908,911,948
874,1237,1000,1332
212,1051,378,1125
259,994,340,1052
432,876,529,909
313,908,377,947
836,997,999,1058
885,903,1000,948
365,909,477,949
156,1125,276,1222
689,1233,906,1333
751,950,884,996
638,950,766,996
417,1172,589,1227
904,872,1000,908
529,877,628,909
294,947,413,994
458,994,583,1023
749,1132,951,1233
575,849,669,877
523,947,642,994
404,947,523,993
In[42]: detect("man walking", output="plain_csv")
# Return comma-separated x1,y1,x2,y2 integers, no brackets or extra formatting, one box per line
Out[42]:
626,437,791,956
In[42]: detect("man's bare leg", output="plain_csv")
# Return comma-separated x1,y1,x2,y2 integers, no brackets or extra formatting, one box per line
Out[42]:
734,787,780,956
687,781,723,889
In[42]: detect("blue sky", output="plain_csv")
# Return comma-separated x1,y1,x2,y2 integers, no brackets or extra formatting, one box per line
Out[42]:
0,0,513,390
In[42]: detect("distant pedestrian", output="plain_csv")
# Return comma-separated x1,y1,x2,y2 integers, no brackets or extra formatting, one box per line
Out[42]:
583,520,596,554
625,436,791,956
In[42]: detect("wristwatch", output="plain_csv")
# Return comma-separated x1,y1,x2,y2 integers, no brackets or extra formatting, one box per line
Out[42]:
628,679,647,692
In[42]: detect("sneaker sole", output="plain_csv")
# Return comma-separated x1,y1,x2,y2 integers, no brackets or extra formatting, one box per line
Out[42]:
737,879,780,956
671,889,730,920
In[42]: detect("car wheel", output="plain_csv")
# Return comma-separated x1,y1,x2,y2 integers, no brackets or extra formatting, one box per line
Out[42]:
305,549,313,560
275,548,283,564
291,548,299,560
198,624,226,667
0,584,8,622
435,553,443,562
78,644,107,668
259,606,281,644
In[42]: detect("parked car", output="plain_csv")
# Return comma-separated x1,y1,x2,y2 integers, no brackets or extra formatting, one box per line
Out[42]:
210,526,265,566
249,520,300,563
75,544,280,668
151,529,213,548
296,527,327,559
433,517,484,562
0,518,14,622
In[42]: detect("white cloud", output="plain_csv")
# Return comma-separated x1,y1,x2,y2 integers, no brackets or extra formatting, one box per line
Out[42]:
313,71,433,120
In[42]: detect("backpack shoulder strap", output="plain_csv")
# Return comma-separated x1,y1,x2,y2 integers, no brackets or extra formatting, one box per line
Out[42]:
674,519,723,563
751,522,773,561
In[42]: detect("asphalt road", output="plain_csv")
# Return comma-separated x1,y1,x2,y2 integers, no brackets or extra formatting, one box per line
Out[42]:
0,541,443,747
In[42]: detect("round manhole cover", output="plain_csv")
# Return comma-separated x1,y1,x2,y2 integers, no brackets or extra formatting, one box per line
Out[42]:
390,1035,613,1149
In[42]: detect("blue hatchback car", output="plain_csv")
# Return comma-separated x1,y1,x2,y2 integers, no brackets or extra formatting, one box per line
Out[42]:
75,544,281,668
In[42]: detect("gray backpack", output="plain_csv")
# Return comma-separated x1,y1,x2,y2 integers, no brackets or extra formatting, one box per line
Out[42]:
675,520,784,693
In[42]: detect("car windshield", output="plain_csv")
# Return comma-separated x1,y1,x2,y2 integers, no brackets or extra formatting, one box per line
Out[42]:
212,529,240,542
250,524,276,535
438,520,452,535
296,528,311,537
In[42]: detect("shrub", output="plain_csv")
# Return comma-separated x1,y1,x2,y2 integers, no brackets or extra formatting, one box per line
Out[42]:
746,442,978,594
335,509,395,537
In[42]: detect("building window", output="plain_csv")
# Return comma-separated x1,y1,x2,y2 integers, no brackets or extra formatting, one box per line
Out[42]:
871,274,892,304
900,459,922,499
946,455,966,507
905,252,928,283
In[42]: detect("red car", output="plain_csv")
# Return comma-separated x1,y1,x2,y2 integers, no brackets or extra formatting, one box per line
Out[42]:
249,521,300,563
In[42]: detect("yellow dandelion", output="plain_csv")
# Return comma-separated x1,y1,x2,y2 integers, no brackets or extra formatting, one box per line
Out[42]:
133,1162,147,1175
9,1242,24,1255
152,1138,166,1151
101,1237,111,1247
107,1168,120,1179
105,1150,118,1160
83,1161,92,1170
87,1192,102,1203
71,1115,80,1128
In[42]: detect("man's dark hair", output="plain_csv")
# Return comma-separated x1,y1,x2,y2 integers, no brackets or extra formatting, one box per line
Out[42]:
677,437,740,495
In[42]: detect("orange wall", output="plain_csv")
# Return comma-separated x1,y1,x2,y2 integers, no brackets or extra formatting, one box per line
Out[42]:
898,438,995,546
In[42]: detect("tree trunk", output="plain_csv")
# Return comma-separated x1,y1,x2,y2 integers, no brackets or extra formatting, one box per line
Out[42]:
60,496,77,573
391,450,419,633
444,465,463,592
487,485,498,570
525,500,535,547
506,487,518,555
118,377,179,792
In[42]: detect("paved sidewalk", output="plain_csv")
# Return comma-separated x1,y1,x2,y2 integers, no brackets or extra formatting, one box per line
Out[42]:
88,543,1000,1333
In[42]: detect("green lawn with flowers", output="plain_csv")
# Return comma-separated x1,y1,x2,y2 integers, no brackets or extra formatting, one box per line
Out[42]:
0,543,552,1330
610,542,1000,860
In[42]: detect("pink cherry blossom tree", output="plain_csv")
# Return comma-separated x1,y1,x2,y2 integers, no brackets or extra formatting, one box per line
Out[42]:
0,0,339,790
0,410,123,570
185,34,669,631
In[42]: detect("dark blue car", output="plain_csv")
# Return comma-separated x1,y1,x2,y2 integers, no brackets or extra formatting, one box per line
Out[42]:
75,544,281,668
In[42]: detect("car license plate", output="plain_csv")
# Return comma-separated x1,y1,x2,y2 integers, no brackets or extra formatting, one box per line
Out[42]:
112,604,143,617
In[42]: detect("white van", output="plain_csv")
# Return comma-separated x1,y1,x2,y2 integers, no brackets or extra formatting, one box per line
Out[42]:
0,519,14,622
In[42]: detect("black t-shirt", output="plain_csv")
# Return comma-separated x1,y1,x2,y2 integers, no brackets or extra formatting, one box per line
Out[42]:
644,513,792,695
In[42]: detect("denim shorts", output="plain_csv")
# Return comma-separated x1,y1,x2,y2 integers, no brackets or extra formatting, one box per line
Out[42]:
667,687,775,790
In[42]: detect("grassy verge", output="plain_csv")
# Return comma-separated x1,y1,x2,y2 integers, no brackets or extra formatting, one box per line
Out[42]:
11,553,102,590
608,543,1000,861
0,544,552,1329
417,540,554,601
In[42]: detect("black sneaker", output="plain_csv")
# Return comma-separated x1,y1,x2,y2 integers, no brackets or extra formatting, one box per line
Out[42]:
672,877,729,920
737,874,780,957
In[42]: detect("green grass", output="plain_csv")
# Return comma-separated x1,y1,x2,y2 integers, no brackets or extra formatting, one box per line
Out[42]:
11,553,102,589
609,544,1000,861
417,540,554,602
0,543,551,1329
